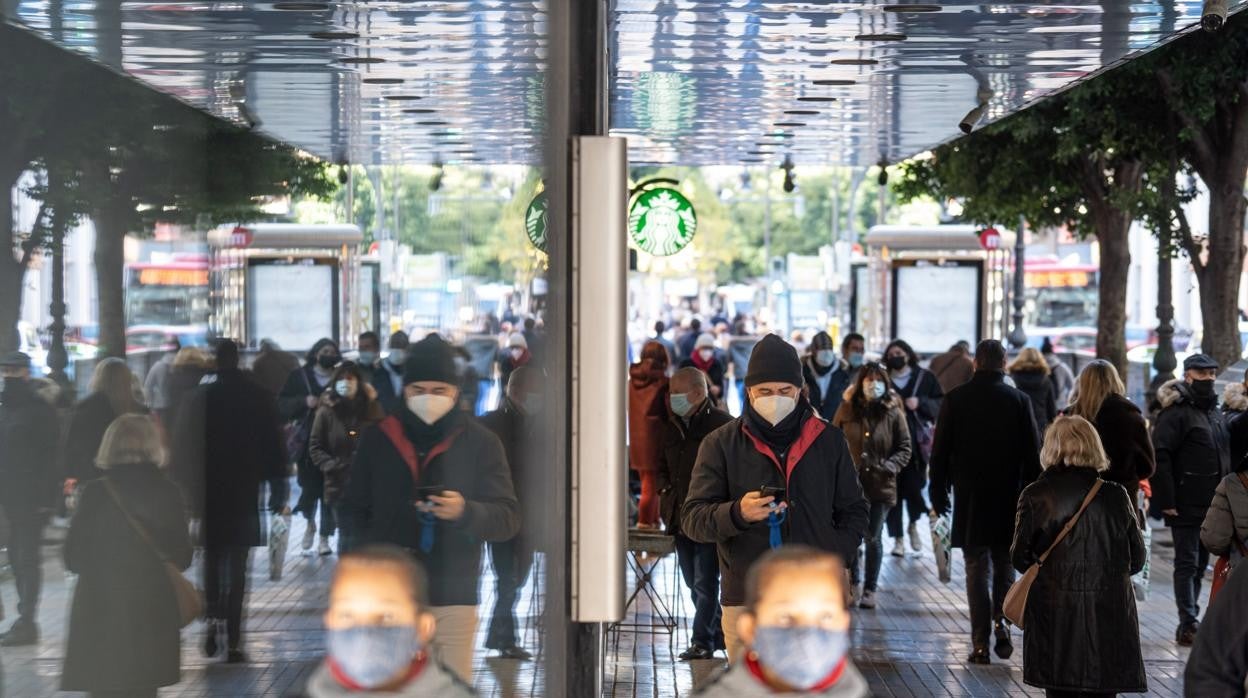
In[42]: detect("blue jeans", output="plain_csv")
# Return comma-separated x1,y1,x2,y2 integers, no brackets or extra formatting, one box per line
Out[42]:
1171,525,1210,626
674,533,724,650
850,501,891,592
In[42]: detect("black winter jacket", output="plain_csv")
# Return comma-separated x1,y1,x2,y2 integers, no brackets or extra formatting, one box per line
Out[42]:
371,358,406,415
929,371,1042,548
342,409,520,606
657,401,734,536
0,378,60,509
1092,393,1155,505
478,398,541,539
1010,369,1057,443
1152,379,1231,527
681,407,869,606
803,356,853,421
1011,467,1146,693
171,370,289,547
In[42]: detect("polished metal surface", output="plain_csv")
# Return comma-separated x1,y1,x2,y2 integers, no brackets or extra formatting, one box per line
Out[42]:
2,1,1232,166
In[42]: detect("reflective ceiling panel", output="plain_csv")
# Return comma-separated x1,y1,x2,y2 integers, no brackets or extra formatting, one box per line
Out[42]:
610,0,1229,166
2,0,1232,166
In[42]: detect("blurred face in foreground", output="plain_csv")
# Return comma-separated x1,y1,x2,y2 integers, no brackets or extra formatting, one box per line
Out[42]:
740,566,852,692
325,563,435,690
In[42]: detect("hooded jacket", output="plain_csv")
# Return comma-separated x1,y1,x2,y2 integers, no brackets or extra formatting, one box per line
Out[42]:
681,405,869,606
657,399,734,536
628,342,670,473
1152,379,1231,527
831,387,911,506
308,385,386,505
1201,472,1248,556
1011,467,1146,693
341,408,520,606
802,356,853,420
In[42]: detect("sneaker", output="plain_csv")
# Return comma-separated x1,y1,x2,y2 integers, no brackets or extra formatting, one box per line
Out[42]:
1177,622,1199,646
891,538,906,557
908,521,922,552
993,619,1014,659
849,583,862,606
301,519,317,551
0,620,38,647
859,590,877,609
318,536,332,556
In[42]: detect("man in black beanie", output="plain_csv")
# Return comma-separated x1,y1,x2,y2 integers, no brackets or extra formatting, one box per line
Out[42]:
682,333,869,665
342,335,520,682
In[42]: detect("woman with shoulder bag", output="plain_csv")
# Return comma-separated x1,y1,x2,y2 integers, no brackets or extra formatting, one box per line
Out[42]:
882,339,943,556
1010,416,1146,698
833,362,912,610
62,415,193,698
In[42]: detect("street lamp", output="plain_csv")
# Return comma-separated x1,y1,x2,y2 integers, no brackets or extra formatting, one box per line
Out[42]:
1008,215,1028,349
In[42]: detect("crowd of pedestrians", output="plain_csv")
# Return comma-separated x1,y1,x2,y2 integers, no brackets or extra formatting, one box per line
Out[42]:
7,310,1248,696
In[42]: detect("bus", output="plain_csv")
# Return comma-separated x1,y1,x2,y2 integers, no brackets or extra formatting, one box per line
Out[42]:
125,255,210,328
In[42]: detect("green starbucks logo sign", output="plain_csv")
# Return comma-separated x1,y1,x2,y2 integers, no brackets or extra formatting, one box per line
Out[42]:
628,187,697,256
525,191,548,252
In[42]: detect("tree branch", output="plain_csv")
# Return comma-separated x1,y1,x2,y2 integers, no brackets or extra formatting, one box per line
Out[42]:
1157,68,1219,179
17,203,49,270
1174,204,1205,275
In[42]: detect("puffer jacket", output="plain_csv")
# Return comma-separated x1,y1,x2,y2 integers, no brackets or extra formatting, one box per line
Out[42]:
308,386,386,505
1201,472,1248,556
1152,379,1231,527
1011,466,1146,693
832,388,911,506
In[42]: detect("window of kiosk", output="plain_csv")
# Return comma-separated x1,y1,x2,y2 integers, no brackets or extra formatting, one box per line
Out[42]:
247,258,339,353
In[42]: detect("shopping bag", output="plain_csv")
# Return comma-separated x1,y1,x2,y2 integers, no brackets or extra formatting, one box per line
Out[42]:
269,513,291,581
930,512,952,583
1132,521,1152,601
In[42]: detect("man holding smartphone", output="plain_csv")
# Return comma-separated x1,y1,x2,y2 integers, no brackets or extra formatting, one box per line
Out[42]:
343,335,520,682
682,334,869,664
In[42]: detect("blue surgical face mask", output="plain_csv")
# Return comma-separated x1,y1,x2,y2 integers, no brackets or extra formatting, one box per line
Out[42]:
815,350,837,368
358,351,379,366
752,626,850,691
327,624,423,689
388,349,407,366
867,381,886,400
670,392,695,417
848,352,865,369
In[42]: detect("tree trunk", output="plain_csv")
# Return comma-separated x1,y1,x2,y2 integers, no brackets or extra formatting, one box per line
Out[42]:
1095,211,1132,377
1197,177,1247,368
0,183,23,353
93,204,127,359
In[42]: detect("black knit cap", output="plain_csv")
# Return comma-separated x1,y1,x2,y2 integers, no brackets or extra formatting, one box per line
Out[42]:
403,335,458,385
745,334,803,387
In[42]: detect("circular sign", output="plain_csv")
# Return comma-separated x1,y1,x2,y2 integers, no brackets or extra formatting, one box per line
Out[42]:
525,191,548,252
979,227,1002,250
628,187,697,256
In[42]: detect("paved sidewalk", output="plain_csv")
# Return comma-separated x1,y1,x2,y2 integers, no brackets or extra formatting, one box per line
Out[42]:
0,517,1194,697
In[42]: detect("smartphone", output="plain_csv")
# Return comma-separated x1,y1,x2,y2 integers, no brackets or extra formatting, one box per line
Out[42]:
412,485,445,502
759,485,786,501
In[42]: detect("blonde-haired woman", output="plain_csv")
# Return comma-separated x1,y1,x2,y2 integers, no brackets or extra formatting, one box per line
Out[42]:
64,358,147,483
1067,359,1155,509
1011,416,1146,697
62,414,192,698
1008,348,1057,444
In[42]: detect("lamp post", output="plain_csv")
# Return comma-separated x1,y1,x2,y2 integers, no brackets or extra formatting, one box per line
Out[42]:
1007,215,1027,349
1149,232,1177,411
46,178,70,392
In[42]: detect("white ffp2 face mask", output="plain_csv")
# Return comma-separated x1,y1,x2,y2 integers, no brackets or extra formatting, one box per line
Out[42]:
406,394,456,425
752,394,797,426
